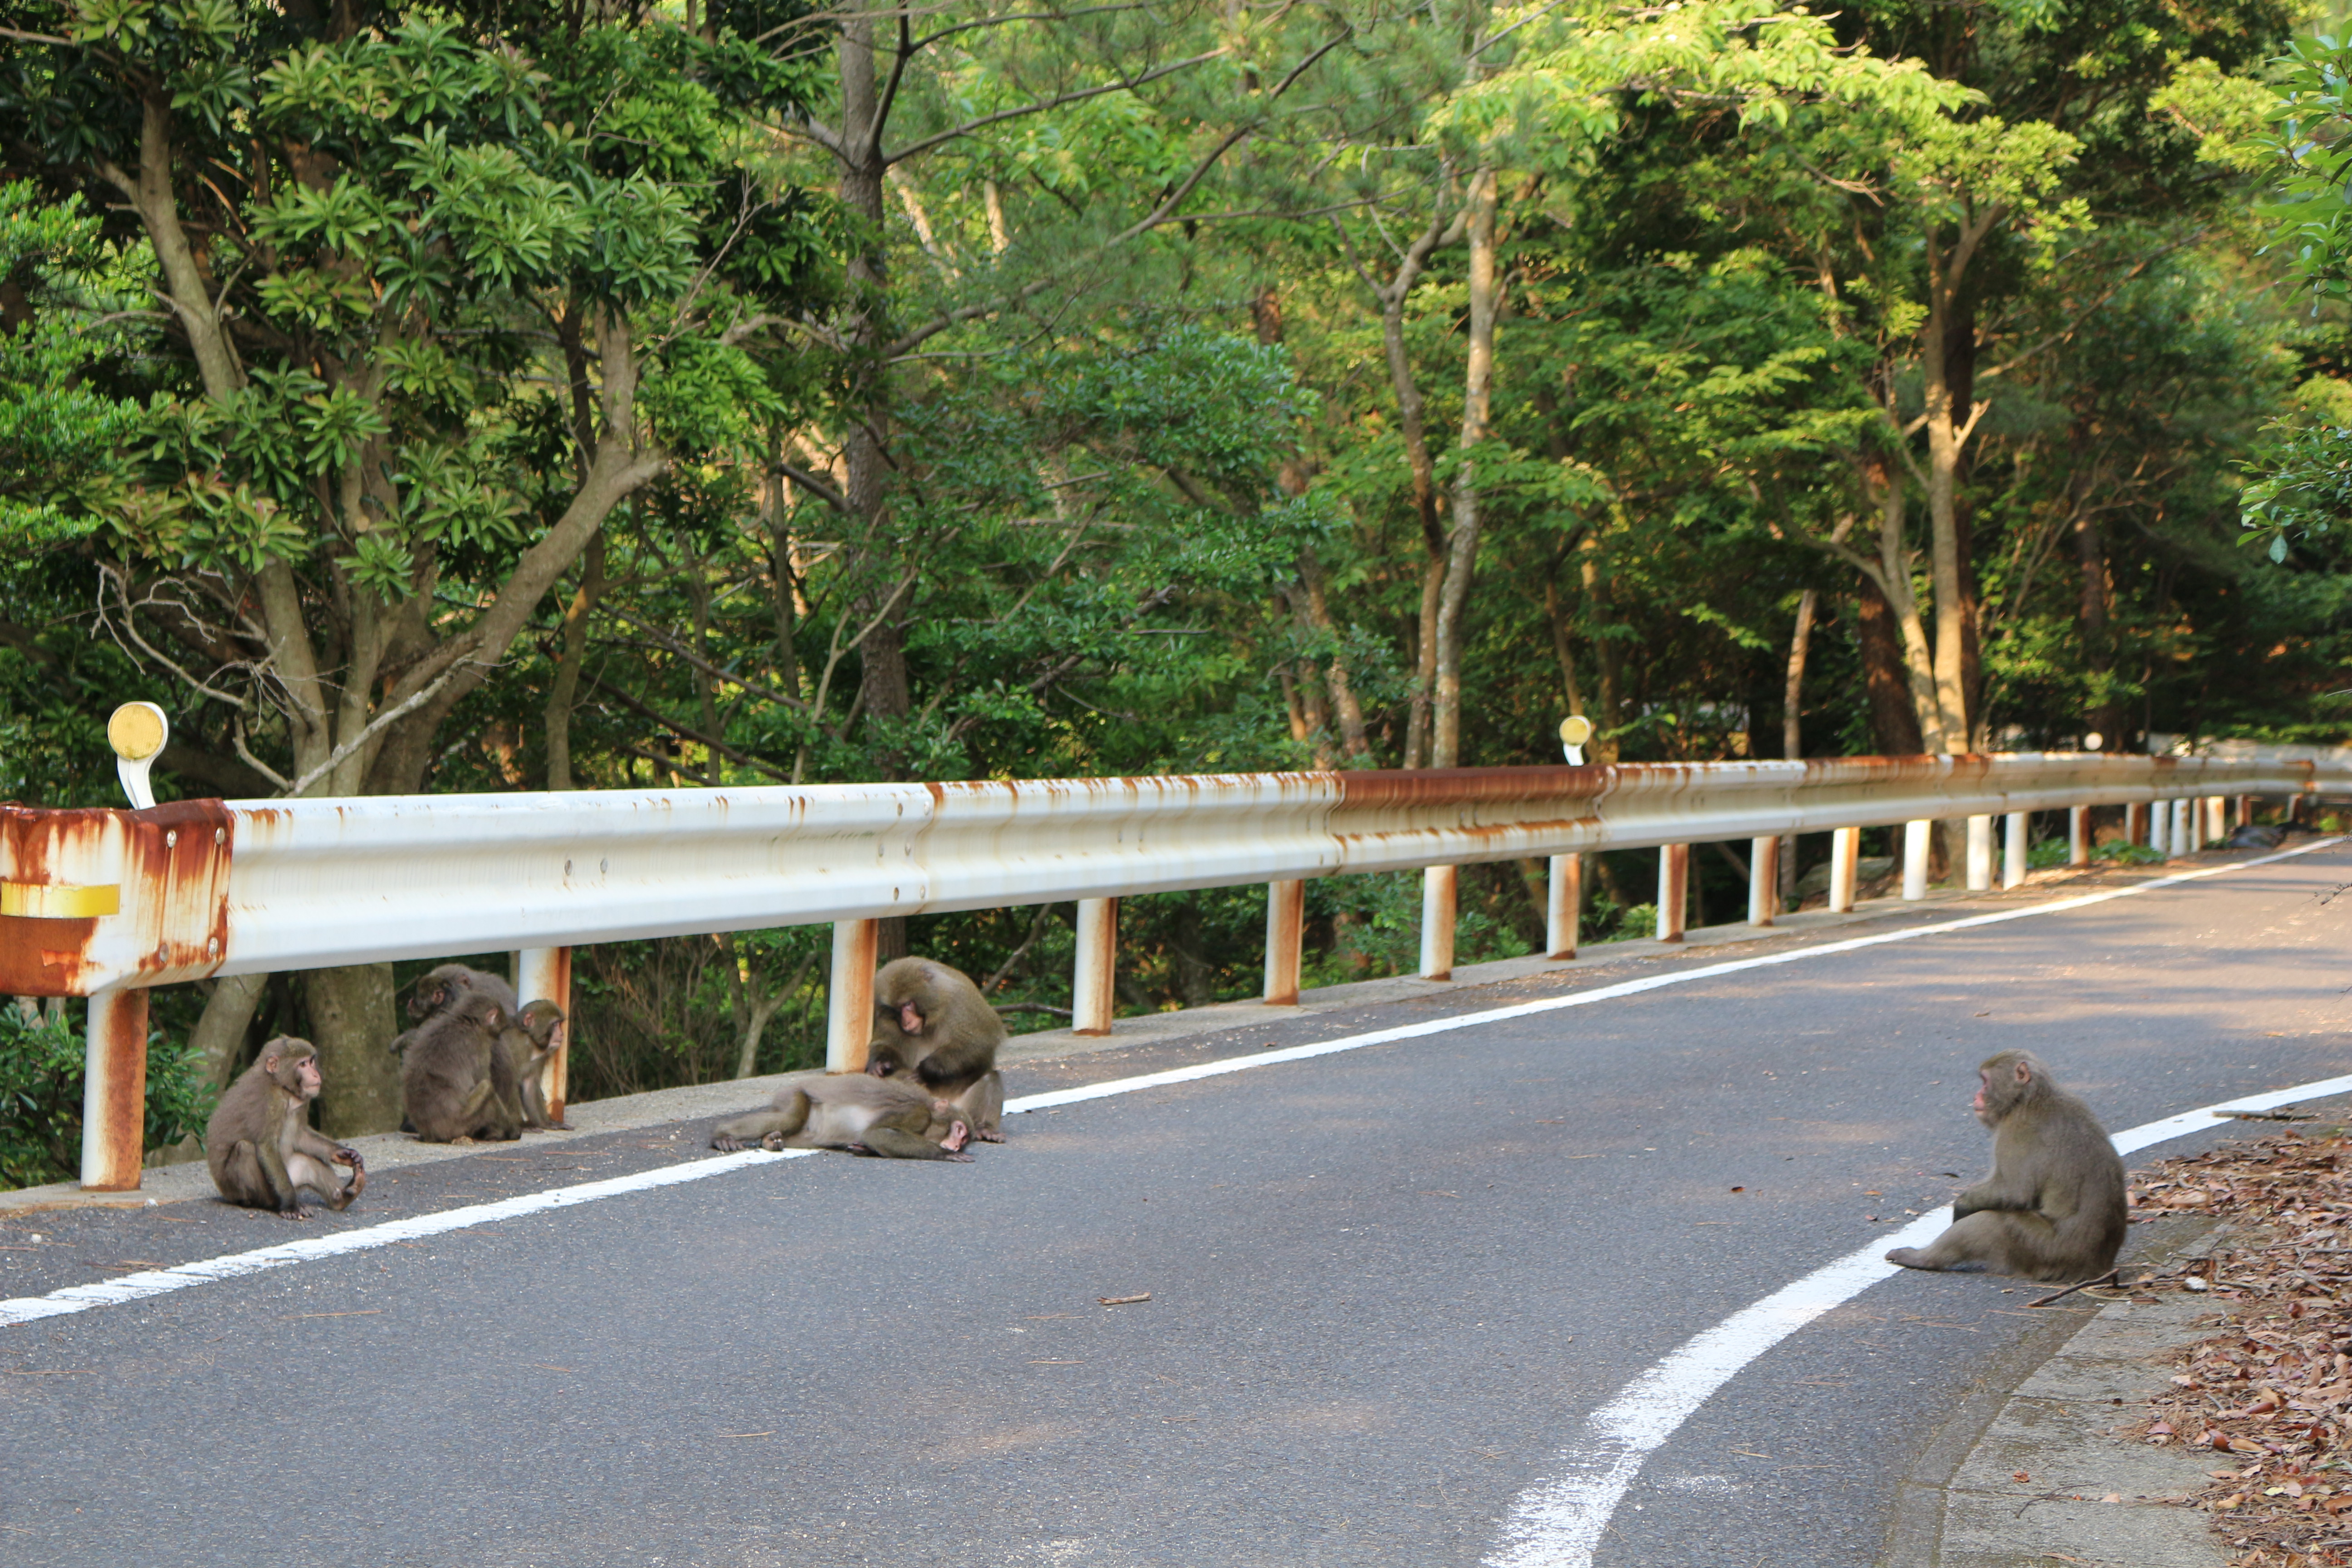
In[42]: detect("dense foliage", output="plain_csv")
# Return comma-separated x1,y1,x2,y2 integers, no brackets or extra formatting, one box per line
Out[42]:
1,0,2342,1123
0,1003,212,1189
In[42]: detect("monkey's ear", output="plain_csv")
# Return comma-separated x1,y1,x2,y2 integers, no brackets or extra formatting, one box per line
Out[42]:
488,1005,508,1029
261,1054,279,1073
2013,1059,2033,1083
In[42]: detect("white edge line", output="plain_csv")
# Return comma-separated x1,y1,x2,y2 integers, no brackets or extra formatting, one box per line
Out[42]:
2,835,2337,1333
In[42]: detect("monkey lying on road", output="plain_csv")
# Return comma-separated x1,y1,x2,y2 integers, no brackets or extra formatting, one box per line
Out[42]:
864,956,1006,1142
1886,1049,2127,1283
710,1074,976,1161
206,1037,365,1218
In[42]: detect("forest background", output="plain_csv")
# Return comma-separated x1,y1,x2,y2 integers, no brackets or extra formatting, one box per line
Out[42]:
3,0,2349,1178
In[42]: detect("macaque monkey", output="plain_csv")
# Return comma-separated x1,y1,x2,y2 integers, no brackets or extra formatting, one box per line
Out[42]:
498,999,569,1130
863,957,1006,1142
1886,1049,2127,1283
205,1037,365,1218
390,963,518,1058
401,989,523,1143
709,1073,975,1161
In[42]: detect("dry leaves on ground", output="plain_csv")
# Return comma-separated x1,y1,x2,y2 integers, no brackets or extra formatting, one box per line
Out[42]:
2131,1129,2352,1568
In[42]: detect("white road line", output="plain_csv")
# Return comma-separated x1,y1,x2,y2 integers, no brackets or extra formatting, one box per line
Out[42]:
1,835,2337,1332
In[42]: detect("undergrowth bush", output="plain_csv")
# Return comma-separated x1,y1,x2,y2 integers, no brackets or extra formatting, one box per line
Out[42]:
0,1004,214,1191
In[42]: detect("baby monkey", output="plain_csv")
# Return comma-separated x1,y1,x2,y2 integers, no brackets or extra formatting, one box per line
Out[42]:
709,1073,976,1161
206,1037,365,1218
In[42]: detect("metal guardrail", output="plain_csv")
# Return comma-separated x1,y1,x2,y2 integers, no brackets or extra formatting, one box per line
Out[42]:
2,749,2339,1191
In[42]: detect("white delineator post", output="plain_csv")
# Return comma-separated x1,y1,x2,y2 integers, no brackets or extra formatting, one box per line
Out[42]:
1420,866,1456,980
513,947,573,1125
1546,854,1580,959
2068,805,2091,867
1828,828,1860,913
1902,820,1931,901
1656,845,1689,941
1965,815,1994,892
1264,880,1305,1004
81,985,149,1191
825,919,879,1073
2148,800,2170,858
1073,898,1117,1036
1747,837,1778,926
2002,812,2029,890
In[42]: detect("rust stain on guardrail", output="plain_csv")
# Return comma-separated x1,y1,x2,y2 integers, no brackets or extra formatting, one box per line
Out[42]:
0,799,233,997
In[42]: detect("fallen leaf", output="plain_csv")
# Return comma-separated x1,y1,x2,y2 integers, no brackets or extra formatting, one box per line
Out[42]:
1098,1293,1151,1306
2014,1470,2032,1483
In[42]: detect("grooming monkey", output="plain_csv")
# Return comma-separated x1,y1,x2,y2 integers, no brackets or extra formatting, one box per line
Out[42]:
1886,1049,2128,1283
402,989,523,1143
862,957,1006,1142
390,963,516,1059
709,1073,976,1160
205,1037,365,1218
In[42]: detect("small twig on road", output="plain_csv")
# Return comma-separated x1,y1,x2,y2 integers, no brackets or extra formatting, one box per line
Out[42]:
2026,1269,2122,1308
2215,1107,2316,1122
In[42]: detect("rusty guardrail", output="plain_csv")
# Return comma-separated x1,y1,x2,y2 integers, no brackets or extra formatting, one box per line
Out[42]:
3,748,2337,1191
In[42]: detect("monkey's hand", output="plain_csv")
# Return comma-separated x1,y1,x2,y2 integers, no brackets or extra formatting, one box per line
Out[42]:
865,1058,896,1078
760,1132,786,1152
710,1133,744,1152
974,1127,1006,1143
943,1149,975,1163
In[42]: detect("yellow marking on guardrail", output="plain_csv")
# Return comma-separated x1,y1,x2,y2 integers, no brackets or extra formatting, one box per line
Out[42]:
0,882,120,918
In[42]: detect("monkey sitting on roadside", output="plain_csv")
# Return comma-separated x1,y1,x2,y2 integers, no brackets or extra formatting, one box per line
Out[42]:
709,1073,976,1161
862,956,1006,1142
389,963,517,1059
498,999,570,1130
205,1037,365,1218
1886,1048,2127,1283
402,989,523,1143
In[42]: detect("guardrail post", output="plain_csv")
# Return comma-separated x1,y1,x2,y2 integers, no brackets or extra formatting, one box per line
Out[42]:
2203,796,2224,848
1828,827,1860,912
81,986,148,1191
2236,795,2252,829
513,947,573,1125
1747,836,1778,926
825,919,879,1073
1965,815,1994,892
1420,866,1456,980
2146,801,2168,858
2003,812,2028,890
2177,799,2195,854
1902,820,1931,900
2127,802,2148,847
1546,854,1579,959
1263,881,1305,1004
1072,898,1118,1034
1656,845,1688,941
2068,805,2090,867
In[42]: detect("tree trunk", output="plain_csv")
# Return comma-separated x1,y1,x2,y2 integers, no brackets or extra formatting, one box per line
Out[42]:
1298,547,1368,758
188,971,268,1088
303,964,401,1137
1431,167,1498,771
2074,490,2121,748
1856,580,1924,756
1578,535,1622,763
1778,587,1819,906
544,530,605,790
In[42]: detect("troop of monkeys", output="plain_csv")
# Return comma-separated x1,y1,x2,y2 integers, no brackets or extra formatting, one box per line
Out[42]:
202,947,2125,1285
203,961,569,1217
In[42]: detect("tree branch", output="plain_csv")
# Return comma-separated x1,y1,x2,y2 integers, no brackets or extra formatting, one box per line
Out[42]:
885,49,1226,167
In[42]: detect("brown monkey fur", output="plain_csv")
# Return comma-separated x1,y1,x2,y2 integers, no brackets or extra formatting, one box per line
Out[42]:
205,1037,365,1218
401,989,523,1143
1886,1049,2127,1283
500,999,569,1129
709,1073,975,1161
389,963,517,1058
862,957,1006,1142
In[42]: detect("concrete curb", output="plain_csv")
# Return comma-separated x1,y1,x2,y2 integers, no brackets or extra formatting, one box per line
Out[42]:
1888,1218,2229,1567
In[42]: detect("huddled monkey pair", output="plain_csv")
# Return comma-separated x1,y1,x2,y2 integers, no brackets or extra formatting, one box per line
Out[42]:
391,964,569,1143
710,957,1007,1161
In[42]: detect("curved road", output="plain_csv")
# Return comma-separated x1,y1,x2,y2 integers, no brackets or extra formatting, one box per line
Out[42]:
5,841,2351,1567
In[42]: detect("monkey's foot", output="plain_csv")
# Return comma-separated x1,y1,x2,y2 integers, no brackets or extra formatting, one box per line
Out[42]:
975,1129,1006,1143
1885,1247,1936,1270
945,1150,975,1162
710,1135,743,1152
760,1132,786,1152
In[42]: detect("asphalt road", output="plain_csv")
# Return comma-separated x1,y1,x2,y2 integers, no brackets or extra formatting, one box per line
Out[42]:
5,842,2352,1568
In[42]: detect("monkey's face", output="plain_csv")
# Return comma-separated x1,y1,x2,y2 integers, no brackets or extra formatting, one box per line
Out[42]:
1972,1070,1993,1124
899,1002,925,1035
407,982,448,1020
270,1052,323,1102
